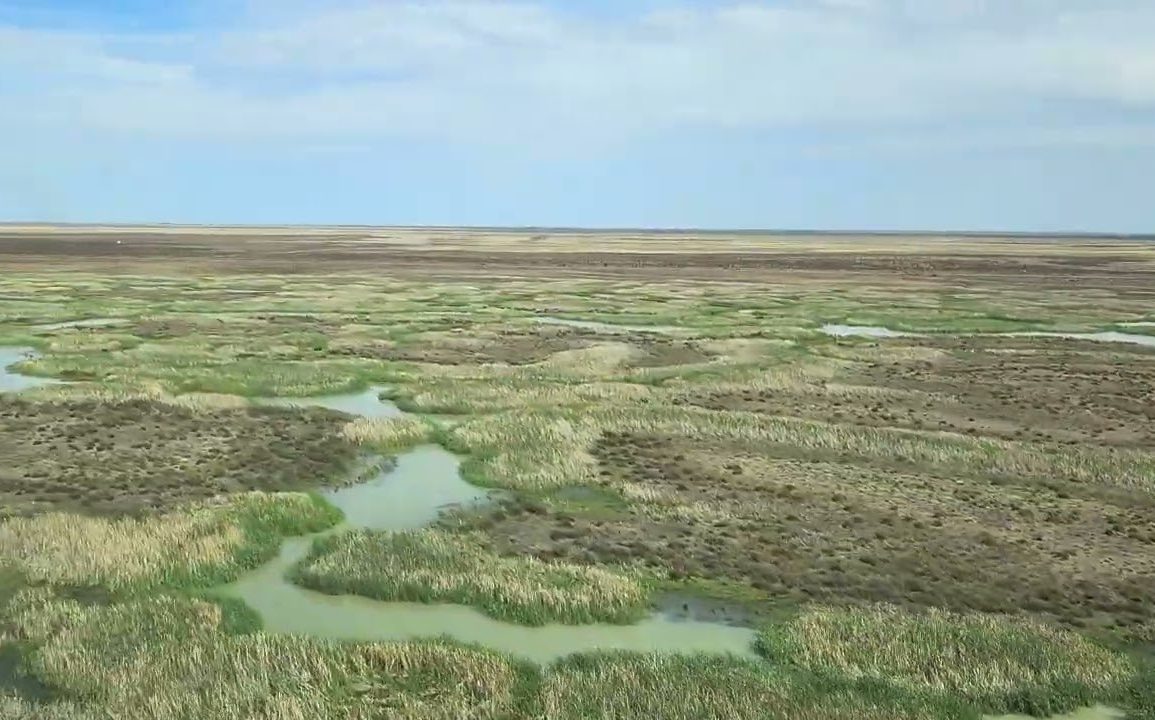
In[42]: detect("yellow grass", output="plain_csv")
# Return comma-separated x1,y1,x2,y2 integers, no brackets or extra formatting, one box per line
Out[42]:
0,492,329,590
340,416,432,449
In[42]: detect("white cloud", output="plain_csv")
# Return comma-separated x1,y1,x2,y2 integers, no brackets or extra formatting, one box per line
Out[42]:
1,0,1154,147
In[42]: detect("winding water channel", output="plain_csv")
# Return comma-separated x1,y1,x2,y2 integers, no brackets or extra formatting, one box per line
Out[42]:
219,387,760,663
0,351,759,660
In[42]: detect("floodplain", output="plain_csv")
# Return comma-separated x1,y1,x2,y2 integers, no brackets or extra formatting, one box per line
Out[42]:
1,227,1154,719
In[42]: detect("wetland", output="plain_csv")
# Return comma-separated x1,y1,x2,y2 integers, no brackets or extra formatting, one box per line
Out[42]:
2,230,1155,719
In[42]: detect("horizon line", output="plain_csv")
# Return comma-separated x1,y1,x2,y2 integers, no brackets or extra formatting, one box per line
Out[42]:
2,221,1152,240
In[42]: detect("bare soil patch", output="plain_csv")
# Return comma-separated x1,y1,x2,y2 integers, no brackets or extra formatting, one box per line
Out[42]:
0,398,358,515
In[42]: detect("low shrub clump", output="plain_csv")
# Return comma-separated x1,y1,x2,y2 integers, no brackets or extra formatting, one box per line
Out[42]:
291,528,650,626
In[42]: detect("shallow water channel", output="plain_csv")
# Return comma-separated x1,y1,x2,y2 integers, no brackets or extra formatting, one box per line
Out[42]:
220,391,759,664
216,444,756,663
252,385,403,419
820,324,1155,347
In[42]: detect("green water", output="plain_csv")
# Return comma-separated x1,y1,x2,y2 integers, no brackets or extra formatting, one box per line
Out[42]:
216,444,758,664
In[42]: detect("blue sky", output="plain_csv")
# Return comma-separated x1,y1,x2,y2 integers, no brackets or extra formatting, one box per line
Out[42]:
1,0,1153,231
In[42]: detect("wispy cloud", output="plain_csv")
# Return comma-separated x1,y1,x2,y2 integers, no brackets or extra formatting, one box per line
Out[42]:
1,0,1153,150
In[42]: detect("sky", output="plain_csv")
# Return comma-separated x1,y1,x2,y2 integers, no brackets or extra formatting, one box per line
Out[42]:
0,0,1153,232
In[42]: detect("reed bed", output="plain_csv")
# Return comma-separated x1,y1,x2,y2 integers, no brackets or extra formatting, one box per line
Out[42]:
0,493,339,591
10,591,527,720
756,604,1135,717
540,652,972,720
291,528,650,625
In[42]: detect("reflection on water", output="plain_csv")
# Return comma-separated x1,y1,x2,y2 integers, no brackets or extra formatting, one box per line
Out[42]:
217,445,759,663
0,347,62,393
252,385,403,419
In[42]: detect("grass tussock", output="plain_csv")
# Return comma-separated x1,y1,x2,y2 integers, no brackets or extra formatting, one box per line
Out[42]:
0,493,339,591
292,528,650,625
756,604,1134,717
9,590,528,720
341,416,433,450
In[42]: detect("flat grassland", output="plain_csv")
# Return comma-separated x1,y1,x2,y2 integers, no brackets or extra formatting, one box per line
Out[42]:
1,226,1154,719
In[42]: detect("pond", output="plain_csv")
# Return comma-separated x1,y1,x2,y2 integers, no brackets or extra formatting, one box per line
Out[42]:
0,347,62,393
215,446,758,664
251,385,403,419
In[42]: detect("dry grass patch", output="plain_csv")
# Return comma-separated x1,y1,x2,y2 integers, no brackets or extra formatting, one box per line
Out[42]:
341,416,433,450
0,493,339,591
